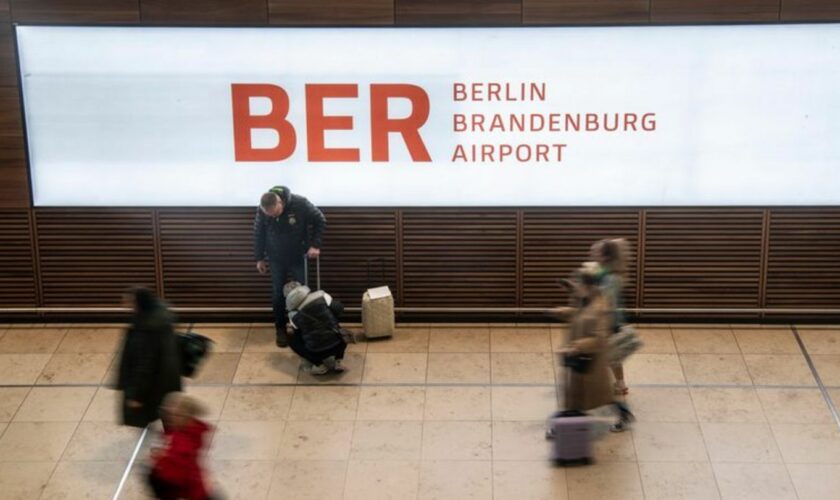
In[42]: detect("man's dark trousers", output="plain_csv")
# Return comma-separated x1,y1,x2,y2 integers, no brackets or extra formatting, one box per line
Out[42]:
270,256,306,336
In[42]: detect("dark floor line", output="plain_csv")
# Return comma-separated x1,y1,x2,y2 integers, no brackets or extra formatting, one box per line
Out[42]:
792,325,840,431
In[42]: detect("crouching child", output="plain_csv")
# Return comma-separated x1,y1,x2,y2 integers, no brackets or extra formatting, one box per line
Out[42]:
283,281,348,375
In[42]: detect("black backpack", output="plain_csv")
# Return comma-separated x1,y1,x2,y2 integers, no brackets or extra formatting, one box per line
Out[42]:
176,332,213,377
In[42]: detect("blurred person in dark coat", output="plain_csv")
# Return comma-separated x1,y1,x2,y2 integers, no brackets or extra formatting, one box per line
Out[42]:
117,287,182,428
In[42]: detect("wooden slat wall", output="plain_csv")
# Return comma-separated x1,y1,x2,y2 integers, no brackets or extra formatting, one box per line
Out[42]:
9,0,140,23
642,210,764,308
523,0,650,24
158,208,270,307
396,0,521,25
522,210,639,308
0,209,36,306
781,0,840,20
268,0,393,25
650,0,781,22
402,210,517,307
765,209,840,308
317,209,397,307
34,209,157,306
140,0,269,25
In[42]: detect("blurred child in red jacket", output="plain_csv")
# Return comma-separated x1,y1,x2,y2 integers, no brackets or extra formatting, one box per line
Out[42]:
148,393,213,500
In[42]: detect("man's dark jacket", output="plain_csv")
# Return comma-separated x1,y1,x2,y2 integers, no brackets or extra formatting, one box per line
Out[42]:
253,186,326,262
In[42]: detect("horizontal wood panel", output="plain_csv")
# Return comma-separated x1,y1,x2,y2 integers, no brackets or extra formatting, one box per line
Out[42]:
35,209,157,306
402,209,517,307
523,0,649,24
159,208,270,307
522,209,639,308
397,0,521,25
0,209,36,306
10,0,140,23
651,0,780,22
781,0,840,20
140,0,269,25
642,210,764,308
269,0,393,25
0,84,28,209
765,209,840,308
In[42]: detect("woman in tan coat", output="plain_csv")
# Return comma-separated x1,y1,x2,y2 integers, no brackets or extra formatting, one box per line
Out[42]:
560,263,634,432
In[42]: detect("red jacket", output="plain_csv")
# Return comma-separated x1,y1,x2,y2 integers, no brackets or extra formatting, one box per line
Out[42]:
152,418,211,500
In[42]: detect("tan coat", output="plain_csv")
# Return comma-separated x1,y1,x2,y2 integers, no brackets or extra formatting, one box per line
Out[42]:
563,295,614,412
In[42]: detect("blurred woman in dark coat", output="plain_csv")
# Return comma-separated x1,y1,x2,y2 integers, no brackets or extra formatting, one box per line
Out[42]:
117,287,182,428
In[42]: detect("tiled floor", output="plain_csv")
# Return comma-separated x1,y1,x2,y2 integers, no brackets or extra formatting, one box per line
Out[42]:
0,324,839,499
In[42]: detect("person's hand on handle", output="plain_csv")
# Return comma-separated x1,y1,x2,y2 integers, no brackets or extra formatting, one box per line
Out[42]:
256,260,268,274
307,247,321,259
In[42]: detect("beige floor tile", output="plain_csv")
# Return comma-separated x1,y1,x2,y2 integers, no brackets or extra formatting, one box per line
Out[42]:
491,353,555,384
593,430,637,462
637,328,677,354
422,421,492,460
232,352,298,384
288,386,360,421
713,463,796,500
63,422,140,461
193,327,249,353
357,387,425,421
0,354,52,385
0,422,78,461
639,462,720,500
278,420,354,460
296,352,365,384
627,387,697,422
673,328,740,354
192,352,243,384
268,460,347,500
632,422,709,462
423,387,490,421
690,387,766,423
733,329,799,354
757,388,834,424
83,388,120,423
221,386,293,421
811,355,840,386
37,353,113,385
14,386,96,422
491,386,556,421
351,420,422,460
550,327,569,353
490,329,551,353
680,354,753,386
829,388,840,411
701,422,782,463
56,328,123,353
243,326,277,353
210,420,286,460
798,329,840,355
426,353,490,384
0,328,66,354
772,424,840,464
492,460,568,500
566,462,644,500
0,462,55,500
183,385,229,421
0,387,30,422
207,460,274,500
362,353,427,384
428,329,490,353
344,460,420,500
40,461,125,500
744,354,816,386
418,460,492,500
786,463,840,500
623,354,686,384
491,421,549,461
366,328,429,353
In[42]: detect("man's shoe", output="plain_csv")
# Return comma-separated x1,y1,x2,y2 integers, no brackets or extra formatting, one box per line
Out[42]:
308,364,329,376
275,330,289,348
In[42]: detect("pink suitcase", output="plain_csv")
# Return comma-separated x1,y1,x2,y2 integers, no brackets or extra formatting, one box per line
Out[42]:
549,411,594,465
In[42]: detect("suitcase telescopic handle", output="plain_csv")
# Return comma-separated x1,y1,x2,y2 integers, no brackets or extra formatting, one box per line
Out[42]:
304,255,321,290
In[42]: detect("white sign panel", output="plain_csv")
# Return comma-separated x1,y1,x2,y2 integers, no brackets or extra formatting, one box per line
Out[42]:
16,25,840,207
